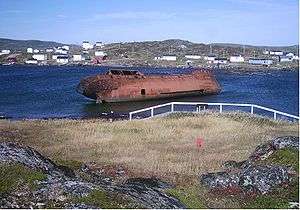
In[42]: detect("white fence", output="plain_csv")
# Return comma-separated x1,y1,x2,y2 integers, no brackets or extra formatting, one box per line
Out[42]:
129,102,299,121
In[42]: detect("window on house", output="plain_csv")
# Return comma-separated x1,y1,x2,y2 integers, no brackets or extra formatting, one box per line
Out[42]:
141,89,146,95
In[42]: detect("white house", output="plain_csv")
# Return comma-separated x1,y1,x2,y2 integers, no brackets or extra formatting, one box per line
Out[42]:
263,50,269,55
185,55,201,59
55,48,68,55
56,55,69,64
213,58,228,64
270,51,283,56
33,49,39,53
293,55,299,60
230,55,244,63
279,56,293,62
82,41,93,50
249,58,273,66
95,42,104,48
286,53,294,57
95,51,107,56
204,55,216,61
62,45,70,51
73,54,83,61
0,50,10,55
25,58,38,64
27,48,33,53
46,49,54,53
32,54,47,61
161,55,177,61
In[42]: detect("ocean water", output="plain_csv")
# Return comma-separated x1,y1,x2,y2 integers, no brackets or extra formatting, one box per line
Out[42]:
0,65,298,119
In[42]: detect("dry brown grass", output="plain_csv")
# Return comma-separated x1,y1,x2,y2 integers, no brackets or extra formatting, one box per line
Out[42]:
0,112,298,182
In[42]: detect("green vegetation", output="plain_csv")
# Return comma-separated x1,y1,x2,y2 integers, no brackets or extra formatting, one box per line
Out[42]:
54,159,83,171
166,186,206,209
265,148,299,171
74,189,134,209
0,163,47,195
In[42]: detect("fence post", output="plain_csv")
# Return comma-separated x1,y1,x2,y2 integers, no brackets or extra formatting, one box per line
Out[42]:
219,104,223,113
251,105,254,114
129,113,132,121
151,108,154,117
274,112,277,120
171,103,174,112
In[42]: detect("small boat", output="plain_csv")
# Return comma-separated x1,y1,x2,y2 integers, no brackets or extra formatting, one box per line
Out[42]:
77,69,221,103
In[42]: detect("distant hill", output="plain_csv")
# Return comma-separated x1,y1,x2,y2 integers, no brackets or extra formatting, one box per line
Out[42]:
0,38,79,50
211,42,299,51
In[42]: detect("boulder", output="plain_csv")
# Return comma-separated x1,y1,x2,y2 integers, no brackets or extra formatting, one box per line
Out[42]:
271,136,299,150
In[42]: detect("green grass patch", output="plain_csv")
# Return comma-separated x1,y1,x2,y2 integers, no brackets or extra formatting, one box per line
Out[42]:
75,189,136,209
0,163,47,195
166,186,206,209
265,148,299,172
54,159,83,171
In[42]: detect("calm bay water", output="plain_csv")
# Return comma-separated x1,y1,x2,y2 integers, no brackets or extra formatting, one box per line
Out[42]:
0,65,298,119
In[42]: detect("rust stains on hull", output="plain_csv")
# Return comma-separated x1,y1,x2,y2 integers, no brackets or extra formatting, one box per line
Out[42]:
77,69,221,103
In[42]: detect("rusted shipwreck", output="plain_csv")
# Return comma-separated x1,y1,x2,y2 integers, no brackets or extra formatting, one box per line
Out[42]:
77,69,221,103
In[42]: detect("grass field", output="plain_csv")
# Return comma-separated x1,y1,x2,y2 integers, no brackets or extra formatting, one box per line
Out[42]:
0,112,298,183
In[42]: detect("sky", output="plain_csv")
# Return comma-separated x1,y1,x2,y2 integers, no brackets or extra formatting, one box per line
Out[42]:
0,0,298,46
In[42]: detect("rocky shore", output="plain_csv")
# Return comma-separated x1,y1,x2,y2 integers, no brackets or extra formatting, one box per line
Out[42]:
0,136,298,208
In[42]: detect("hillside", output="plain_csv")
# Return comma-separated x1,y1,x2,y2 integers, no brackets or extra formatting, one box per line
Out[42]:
0,38,79,50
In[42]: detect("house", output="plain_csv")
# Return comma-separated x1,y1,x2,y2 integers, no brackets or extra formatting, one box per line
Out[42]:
293,55,299,60
25,58,38,64
279,56,293,62
73,54,83,62
56,55,69,64
286,53,294,57
185,55,201,59
55,48,68,55
27,48,33,53
33,49,39,53
95,42,104,48
62,45,70,51
161,55,177,61
263,50,269,55
230,55,244,63
213,58,228,64
32,54,47,61
0,50,11,55
82,41,93,50
203,55,216,61
248,58,273,66
269,51,283,56
95,51,107,57
46,49,54,53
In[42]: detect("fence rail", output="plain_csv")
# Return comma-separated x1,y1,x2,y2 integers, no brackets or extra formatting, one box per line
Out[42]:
129,102,299,121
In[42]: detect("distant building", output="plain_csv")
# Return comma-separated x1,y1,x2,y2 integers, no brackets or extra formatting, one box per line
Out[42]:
56,55,69,64
230,55,244,63
286,53,294,57
62,45,70,51
293,55,299,60
25,58,38,64
0,49,10,55
46,49,54,53
279,56,293,62
248,58,273,66
95,51,107,57
185,55,201,59
262,50,269,55
213,58,228,64
269,51,283,56
55,48,68,55
73,54,83,61
32,54,47,61
82,41,93,50
160,55,177,61
33,49,39,53
203,55,216,61
27,48,33,53
95,42,104,48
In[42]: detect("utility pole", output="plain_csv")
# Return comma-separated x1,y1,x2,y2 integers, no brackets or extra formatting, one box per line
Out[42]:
210,45,212,54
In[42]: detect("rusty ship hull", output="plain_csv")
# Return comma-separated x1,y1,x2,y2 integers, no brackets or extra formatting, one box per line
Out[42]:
77,69,221,103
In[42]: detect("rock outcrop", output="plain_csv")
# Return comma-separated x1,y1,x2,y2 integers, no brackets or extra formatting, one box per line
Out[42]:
0,142,185,209
200,136,299,195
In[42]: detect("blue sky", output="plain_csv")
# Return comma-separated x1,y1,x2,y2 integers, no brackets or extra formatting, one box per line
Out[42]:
0,0,298,45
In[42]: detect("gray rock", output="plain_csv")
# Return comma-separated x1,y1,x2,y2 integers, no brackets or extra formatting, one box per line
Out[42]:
200,172,239,189
249,142,274,161
271,136,299,150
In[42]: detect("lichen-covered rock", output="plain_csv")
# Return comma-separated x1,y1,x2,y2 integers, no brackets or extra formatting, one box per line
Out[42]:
200,172,239,189
249,142,274,161
239,165,292,194
271,136,299,150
